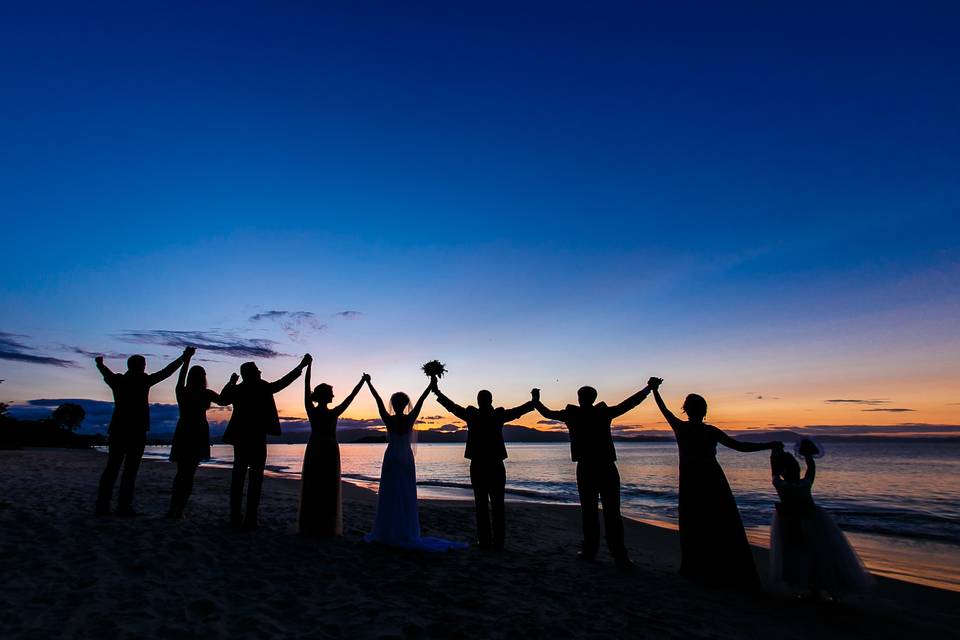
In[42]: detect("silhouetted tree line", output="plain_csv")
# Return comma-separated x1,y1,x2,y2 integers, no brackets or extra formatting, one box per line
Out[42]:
0,401,105,449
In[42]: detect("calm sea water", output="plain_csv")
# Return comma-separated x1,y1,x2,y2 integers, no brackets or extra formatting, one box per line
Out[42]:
142,440,960,591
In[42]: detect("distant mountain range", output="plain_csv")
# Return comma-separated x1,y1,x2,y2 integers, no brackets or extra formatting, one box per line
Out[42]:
7,399,960,444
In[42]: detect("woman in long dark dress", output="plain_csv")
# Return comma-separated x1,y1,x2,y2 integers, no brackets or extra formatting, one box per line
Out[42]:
649,378,781,589
167,351,236,519
298,361,367,536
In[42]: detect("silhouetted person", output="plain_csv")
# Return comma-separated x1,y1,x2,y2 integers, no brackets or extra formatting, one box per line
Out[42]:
220,354,311,529
534,383,653,569
94,348,192,516
166,350,235,519
432,379,536,550
363,375,465,551
769,440,872,598
649,378,780,589
298,362,367,537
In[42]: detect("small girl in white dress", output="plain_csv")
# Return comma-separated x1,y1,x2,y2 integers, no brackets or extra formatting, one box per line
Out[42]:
769,439,873,599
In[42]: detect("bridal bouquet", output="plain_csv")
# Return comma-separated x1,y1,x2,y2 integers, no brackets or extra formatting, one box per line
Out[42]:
422,360,448,379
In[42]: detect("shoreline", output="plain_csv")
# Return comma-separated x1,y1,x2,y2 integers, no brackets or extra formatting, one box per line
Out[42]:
134,445,960,593
2,448,958,638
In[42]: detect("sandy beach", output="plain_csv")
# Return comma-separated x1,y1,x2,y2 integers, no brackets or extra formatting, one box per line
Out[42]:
0,449,956,639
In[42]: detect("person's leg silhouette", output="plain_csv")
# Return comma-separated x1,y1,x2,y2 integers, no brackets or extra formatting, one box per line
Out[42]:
96,443,126,514
576,462,601,559
243,443,267,529
115,437,145,515
599,463,629,565
169,460,198,518
470,461,493,547
490,461,507,549
230,449,248,527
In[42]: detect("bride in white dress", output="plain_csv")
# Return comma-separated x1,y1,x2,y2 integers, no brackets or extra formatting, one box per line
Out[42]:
363,375,466,551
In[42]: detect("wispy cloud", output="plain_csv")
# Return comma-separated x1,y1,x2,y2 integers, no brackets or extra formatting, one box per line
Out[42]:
862,408,916,413
249,310,327,343
117,330,284,359
537,419,564,425
824,399,890,405
61,345,155,360
0,332,77,368
333,310,363,319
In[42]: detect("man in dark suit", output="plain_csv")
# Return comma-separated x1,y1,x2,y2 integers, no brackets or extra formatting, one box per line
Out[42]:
432,378,537,550
94,347,193,515
534,383,653,569
220,354,311,529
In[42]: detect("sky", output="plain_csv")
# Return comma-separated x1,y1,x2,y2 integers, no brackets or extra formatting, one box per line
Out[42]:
1,2,959,436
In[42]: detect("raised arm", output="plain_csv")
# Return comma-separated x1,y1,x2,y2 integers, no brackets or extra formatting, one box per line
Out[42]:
533,390,567,423
432,382,468,421
715,428,781,453
268,354,311,394
95,357,118,387
216,373,239,406
650,382,683,431
333,374,368,417
609,384,652,418
147,347,191,386
303,362,314,413
409,382,432,424
366,378,391,424
503,398,536,422
176,349,194,392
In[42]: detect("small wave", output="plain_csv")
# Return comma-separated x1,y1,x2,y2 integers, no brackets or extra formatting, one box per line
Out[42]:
734,498,960,544
417,480,577,502
620,485,679,500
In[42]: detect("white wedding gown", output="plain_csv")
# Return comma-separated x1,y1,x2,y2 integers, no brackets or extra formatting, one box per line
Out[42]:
364,426,465,551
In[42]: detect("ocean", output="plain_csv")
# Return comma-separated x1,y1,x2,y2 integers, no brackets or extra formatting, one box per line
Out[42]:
142,440,960,591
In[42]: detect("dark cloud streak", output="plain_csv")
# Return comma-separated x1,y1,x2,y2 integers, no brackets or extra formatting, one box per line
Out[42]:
62,345,156,360
0,332,77,368
117,330,284,358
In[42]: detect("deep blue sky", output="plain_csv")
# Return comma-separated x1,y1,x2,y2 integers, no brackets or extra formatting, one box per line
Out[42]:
2,2,958,430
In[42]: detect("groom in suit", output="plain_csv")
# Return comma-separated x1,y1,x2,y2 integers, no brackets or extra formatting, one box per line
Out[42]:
432,378,537,550
220,354,311,529
534,383,653,569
